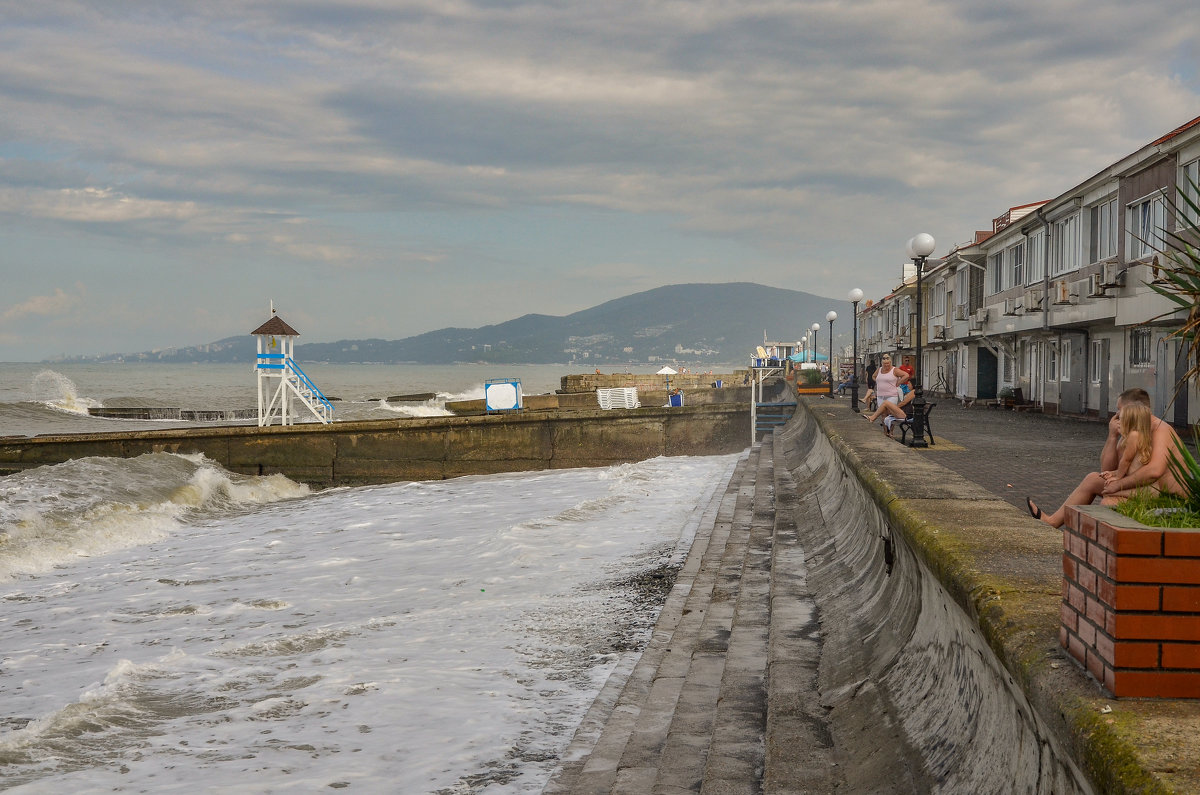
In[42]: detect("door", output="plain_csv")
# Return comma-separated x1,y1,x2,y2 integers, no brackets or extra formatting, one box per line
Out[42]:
1059,335,1086,414
977,348,998,400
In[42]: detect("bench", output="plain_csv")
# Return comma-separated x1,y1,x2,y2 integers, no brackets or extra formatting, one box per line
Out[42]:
896,402,936,445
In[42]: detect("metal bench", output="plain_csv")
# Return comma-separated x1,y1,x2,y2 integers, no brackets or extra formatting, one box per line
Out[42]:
897,402,936,446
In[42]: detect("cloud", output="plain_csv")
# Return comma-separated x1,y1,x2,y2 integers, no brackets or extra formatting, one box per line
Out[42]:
0,0,1198,359
2,284,86,323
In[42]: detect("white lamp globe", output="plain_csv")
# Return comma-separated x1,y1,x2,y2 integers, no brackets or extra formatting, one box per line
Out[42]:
848,288,864,303
812,322,821,333
826,310,838,322
910,233,936,258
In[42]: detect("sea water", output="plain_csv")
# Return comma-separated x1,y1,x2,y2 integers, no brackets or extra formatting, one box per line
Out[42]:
0,363,743,792
0,362,592,438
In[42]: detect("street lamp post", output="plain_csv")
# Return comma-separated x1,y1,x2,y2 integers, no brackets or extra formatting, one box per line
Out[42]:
826,311,837,398
810,322,821,385
848,288,863,411
905,233,936,447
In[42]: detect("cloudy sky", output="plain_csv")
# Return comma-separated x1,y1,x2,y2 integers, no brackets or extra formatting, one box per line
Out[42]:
2,1,1198,361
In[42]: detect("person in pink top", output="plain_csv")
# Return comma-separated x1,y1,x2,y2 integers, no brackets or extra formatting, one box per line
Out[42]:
862,354,910,434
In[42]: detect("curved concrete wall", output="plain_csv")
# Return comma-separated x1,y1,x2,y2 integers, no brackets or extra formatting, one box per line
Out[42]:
776,405,1093,792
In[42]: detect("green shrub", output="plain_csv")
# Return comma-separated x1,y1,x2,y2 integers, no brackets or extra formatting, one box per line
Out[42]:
1112,489,1200,528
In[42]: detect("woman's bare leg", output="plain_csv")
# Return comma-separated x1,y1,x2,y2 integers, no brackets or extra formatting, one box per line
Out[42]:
1035,472,1107,529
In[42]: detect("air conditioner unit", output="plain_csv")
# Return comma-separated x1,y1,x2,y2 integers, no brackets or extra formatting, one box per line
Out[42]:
894,334,910,348
1003,297,1021,315
932,324,946,340
1101,261,1124,287
1024,288,1043,310
1087,273,1110,297
970,308,988,330
954,304,969,321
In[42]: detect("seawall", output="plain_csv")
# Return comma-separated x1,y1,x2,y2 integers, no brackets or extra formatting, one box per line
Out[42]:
777,398,1092,791
0,404,750,486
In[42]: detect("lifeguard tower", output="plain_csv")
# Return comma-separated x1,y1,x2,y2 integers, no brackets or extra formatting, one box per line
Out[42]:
251,303,333,426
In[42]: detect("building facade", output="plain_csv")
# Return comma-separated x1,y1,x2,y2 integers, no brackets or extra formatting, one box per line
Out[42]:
860,115,1200,423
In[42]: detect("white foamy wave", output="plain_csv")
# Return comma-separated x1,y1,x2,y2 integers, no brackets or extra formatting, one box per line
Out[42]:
0,453,309,581
438,384,487,403
376,398,453,417
29,369,102,416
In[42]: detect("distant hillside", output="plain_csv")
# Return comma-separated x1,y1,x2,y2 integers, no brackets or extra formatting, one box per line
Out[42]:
62,283,844,365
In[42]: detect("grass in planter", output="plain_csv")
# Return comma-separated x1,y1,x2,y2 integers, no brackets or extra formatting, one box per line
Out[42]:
1111,491,1200,528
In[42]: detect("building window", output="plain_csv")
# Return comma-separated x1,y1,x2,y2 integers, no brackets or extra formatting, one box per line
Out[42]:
1050,213,1081,275
987,253,1003,294
1090,339,1104,384
1046,343,1057,381
1060,341,1071,381
1007,243,1024,287
1182,159,1200,226
1129,328,1153,366
1027,228,1046,282
1002,353,1013,383
933,281,946,319
1128,191,1167,259
1093,197,1118,261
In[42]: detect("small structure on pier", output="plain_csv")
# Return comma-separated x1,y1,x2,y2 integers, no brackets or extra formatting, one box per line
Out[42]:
251,303,333,426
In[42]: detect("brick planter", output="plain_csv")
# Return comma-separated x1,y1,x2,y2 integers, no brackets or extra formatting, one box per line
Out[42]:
1061,505,1200,698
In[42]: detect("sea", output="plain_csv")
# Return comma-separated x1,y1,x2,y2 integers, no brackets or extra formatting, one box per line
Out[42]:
0,362,743,793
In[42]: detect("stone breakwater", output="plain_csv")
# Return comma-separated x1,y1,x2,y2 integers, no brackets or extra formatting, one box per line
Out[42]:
0,404,750,487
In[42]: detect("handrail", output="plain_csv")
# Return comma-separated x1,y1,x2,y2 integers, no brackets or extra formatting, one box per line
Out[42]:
284,358,334,416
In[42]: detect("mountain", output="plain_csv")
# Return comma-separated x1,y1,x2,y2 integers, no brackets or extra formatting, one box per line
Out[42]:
64,283,845,365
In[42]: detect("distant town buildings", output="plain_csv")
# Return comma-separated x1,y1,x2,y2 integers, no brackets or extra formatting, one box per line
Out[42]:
859,114,1200,423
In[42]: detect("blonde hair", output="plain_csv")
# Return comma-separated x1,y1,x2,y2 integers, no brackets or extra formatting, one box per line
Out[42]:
1120,402,1154,466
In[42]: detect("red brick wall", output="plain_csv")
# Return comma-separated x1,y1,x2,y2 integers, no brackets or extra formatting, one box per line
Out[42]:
1061,506,1200,698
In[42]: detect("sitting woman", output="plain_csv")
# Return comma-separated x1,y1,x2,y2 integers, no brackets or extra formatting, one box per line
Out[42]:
1028,396,1182,528
876,388,917,438
862,355,909,425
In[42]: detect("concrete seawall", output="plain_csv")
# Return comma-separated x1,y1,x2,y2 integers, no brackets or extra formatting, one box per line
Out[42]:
777,400,1091,791
0,404,750,486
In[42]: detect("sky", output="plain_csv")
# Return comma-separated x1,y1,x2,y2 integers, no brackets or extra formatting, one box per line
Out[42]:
1,1,1199,361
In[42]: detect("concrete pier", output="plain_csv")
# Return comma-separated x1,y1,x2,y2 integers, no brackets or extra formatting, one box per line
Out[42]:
0,403,750,486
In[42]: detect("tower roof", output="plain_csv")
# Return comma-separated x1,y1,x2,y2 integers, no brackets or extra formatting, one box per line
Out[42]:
250,315,300,336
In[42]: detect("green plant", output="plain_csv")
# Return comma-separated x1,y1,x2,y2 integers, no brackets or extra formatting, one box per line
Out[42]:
1146,178,1200,391
1166,428,1200,511
1112,489,1200,528
802,368,823,386
998,386,1014,400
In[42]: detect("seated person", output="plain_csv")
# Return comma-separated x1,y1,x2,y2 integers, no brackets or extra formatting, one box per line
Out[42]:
1027,388,1186,528
875,388,917,438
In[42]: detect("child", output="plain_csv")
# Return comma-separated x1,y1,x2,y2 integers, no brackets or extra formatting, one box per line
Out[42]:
1107,402,1153,483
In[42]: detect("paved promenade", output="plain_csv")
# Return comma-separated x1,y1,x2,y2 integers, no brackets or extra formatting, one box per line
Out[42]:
844,395,1106,517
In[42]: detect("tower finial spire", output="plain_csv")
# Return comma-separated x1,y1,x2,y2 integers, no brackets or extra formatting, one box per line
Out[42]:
270,299,275,315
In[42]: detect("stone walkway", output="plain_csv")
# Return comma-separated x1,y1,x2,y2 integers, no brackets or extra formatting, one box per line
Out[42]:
842,396,1108,516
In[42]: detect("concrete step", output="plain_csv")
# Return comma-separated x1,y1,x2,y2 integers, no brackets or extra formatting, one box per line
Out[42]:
644,439,766,793
613,442,762,793
548,448,753,795
696,437,774,795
